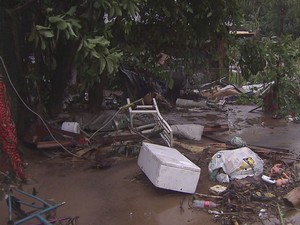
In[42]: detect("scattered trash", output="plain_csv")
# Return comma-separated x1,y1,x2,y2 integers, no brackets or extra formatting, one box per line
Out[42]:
207,209,224,215
230,136,247,147
24,123,87,149
206,99,226,109
251,191,276,201
208,147,264,183
61,121,80,134
227,119,235,130
261,175,276,184
270,163,284,176
192,200,219,208
275,176,290,187
288,116,300,124
112,115,129,130
258,209,268,220
171,124,204,141
209,185,227,195
268,163,291,187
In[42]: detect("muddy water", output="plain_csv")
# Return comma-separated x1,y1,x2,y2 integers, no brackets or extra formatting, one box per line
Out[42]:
0,155,217,225
223,105,300,151
1,104,300,225
168,104,300,151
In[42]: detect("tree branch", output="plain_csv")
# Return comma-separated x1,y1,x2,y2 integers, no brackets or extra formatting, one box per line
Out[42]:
9,0,39,16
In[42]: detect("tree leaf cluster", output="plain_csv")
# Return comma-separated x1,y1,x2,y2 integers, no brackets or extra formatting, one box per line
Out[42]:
232,35,300,115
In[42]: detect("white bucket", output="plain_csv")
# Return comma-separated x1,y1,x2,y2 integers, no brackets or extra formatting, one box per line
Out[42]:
61,122,80,134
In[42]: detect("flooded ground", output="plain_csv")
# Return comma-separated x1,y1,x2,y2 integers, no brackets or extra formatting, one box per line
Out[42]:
1,104,300,225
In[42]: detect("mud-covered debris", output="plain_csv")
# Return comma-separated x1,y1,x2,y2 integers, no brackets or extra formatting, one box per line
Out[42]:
171,124,204,141
209,185,227,195
284,186,300,207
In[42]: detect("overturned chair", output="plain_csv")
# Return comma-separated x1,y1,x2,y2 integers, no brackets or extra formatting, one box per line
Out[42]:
126,98,173,147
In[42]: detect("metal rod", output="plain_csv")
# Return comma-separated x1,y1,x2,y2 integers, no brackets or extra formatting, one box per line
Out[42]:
14,202,66,225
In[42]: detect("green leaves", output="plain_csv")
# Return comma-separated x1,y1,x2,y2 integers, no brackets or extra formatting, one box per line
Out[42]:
238,39,266,81
121,0,140,16
78,36,123,88
29,25,53,50
232,35,300,115
28,7,82,51
48,15,81,40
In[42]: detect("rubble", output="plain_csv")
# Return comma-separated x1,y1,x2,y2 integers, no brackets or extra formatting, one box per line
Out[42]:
13,78,300,225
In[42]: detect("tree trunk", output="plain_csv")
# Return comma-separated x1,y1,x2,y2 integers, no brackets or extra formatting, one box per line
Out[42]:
47,41,80,117
87,74,107,112
217,35,229,79
0,8,26,137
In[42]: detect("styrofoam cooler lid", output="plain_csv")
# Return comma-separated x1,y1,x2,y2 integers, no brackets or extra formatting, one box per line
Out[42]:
141,142,200,172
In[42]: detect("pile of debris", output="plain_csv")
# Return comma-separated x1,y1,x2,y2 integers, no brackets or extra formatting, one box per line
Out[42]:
188,140,300,225
19,91,300,225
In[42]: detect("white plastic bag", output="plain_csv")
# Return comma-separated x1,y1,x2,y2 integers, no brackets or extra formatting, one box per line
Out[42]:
208,147,264,183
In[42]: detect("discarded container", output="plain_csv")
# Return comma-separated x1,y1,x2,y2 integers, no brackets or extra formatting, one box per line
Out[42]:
61,122,80,134
171,124,204,141
138,142,201,194
192,200,218,208
261,175,276,184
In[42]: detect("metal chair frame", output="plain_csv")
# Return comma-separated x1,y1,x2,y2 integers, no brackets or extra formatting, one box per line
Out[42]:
5,187,66,225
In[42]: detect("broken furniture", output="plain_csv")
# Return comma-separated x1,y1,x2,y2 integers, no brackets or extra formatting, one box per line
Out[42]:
126,98,173,147
5,187,66,225
138,142,201,194
24,123,86,149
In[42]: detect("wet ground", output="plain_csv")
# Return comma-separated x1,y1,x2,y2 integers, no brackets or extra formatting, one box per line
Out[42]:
1,104,300,225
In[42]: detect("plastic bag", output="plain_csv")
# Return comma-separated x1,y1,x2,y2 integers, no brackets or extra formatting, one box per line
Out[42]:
208,147,264,183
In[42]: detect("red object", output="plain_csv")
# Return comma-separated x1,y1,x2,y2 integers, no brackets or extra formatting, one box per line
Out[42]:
0,80,26,180
270,163,284,176
192,200,219,208
204,201,211,208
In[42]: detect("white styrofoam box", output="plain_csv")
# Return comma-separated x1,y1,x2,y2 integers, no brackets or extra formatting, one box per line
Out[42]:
138,142,201,193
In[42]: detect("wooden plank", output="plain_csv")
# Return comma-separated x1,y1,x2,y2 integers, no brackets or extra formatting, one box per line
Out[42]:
203,133,291,155
37,140,73,149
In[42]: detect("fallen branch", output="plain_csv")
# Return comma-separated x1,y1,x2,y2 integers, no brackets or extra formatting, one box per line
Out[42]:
277,203,285,225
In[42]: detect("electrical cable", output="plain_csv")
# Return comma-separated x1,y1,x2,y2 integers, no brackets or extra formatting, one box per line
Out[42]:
87,98,144,142
87,109,121,142
0,56,82,159
0,56,144,160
